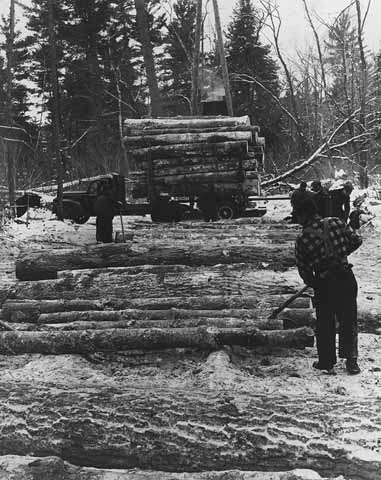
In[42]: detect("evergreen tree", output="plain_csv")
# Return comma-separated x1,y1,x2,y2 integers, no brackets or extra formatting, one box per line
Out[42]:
162,0,196,115
21,0,165,178
325,11,359,117
226,0,281,148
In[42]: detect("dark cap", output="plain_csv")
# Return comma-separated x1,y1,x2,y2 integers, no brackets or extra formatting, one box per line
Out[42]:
311,180,321,192
343,181,353,192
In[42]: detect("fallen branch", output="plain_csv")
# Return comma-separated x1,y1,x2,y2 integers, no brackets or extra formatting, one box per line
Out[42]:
262,108,361,187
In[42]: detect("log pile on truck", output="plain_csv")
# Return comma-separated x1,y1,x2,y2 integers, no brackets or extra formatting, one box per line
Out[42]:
124,115,265,221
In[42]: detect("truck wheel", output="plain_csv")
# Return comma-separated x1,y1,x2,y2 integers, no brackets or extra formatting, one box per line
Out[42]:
62,201,89,224
216,201,237,220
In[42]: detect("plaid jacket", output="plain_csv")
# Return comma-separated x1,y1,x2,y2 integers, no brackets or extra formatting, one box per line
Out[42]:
295,215,362,286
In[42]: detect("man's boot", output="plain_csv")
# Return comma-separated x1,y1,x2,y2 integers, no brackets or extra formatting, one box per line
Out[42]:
346,358,361,374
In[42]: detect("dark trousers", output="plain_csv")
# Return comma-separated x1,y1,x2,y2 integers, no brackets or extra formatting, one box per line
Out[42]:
96,216,113,243
314,268,358,367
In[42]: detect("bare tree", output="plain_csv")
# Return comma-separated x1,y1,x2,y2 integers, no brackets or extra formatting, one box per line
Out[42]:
354,0,369,187
259,0,307,157
135,0,163,117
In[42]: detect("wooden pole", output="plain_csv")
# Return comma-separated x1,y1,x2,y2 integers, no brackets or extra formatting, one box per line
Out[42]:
212,0,233,116
191,0,202,115
47,0,64,219
5,0,16,216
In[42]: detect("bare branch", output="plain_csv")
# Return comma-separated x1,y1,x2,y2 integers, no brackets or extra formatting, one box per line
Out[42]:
300,0,327,92
261,108,361,187
230,73,299,127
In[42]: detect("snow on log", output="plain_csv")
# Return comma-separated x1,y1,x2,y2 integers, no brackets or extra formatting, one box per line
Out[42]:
0,383,380,477
1,295,311,322
16,244,295,281
124,115,251,131
0,326,314,354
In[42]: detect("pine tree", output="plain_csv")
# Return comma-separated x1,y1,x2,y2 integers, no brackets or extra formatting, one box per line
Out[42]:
226,0,281,146
325,11,359,117
162,0,196,115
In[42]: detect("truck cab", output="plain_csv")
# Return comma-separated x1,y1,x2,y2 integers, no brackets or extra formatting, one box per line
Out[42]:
52,173,125,223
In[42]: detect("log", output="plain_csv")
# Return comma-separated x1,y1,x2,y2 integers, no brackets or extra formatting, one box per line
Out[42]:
124,131,253,149
129,140,248,160
46,317,284,331
131,170,243,185
3,265,301,302
37,307,313,327
0,456,339,480
16,242,134,280
131,158,257,176
37,308,277,324
128,125,259,136
280,308,316,329
133,153,251,170
1,383,380,477
124,115,251,130
1,295,311,322
16,243,295,281
0,326,314,354
280,307,381,334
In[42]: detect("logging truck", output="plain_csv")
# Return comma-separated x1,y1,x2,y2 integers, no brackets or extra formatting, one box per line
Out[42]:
49,115,265,223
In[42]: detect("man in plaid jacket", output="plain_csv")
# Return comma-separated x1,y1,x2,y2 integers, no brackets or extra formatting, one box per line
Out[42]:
293,192,362,375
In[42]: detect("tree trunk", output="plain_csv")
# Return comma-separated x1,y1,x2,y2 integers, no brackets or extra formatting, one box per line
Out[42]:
124,115,250,131
36,306,312,328
129,141,248,160
16,243,295,281
132,171,242,185
1,295,311,322
125,131,253,148
44,317,284,331
4,265,299,301
0,383,380,477
128,125,259,136
131,157,257,175
134,0,162,117
0,456,335,480
0,326,313,354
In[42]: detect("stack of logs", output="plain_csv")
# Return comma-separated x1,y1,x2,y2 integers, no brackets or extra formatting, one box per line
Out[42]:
123,116,265,197
0,219,318,354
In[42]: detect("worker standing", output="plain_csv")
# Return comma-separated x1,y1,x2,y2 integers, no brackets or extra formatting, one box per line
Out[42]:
310,180,330,218
290,181,310,223
329,181,353,222
94,184,115,243
293,192,362,375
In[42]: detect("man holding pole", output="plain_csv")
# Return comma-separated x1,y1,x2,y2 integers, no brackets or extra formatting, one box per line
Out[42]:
293,192,362,375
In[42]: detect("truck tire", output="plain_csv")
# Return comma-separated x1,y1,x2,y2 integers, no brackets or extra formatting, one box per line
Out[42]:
62,201,89,224
216,201,237,220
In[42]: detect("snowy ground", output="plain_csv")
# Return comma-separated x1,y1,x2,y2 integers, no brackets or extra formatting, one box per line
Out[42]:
1,190,381,479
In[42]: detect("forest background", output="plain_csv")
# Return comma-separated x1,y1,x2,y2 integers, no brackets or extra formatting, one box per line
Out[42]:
0,0,380,192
